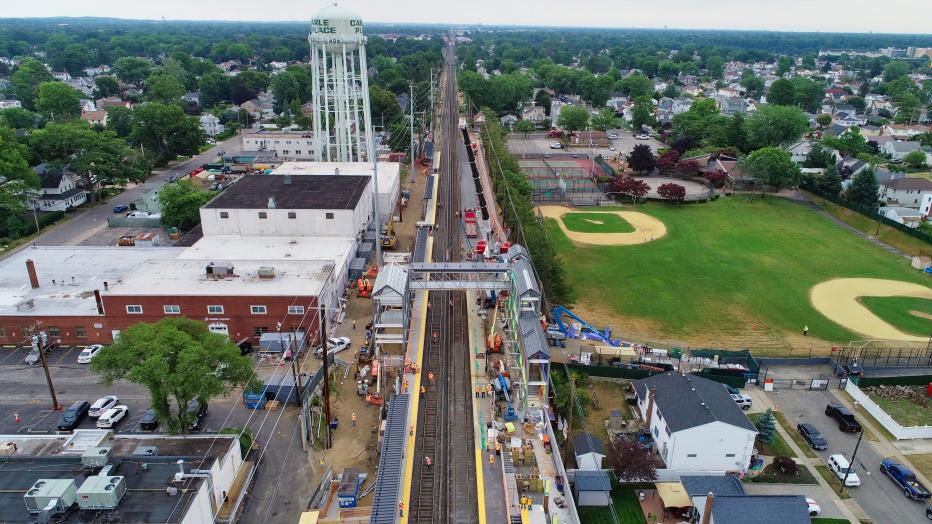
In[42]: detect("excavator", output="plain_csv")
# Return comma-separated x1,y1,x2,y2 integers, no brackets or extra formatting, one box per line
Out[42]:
380,219,396,249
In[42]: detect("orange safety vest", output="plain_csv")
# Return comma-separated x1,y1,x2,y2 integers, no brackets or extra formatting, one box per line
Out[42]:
352,413,357,421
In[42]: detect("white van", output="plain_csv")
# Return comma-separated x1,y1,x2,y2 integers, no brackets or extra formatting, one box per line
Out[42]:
828,454,861,486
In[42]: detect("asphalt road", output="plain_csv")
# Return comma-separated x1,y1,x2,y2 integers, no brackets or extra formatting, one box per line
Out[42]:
771,387,930,524
1,134,242,256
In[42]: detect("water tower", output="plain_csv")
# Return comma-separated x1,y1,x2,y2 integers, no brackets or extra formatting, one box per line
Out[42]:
309,3,373,162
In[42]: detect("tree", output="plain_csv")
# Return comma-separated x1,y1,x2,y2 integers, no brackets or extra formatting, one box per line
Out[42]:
621,73,654,99
791,77,826,113
755,408,777,444
105,106,134,138
740,74,765,99
11,58,52,110
388,119,411,155
803,144,835,169
144,71,185,104
113,57,152,85
198,72,230,109
35,81,82,121
776,56,794,76
818,165,843,197
611,176,650,204
657,182,686,202
369,84,402,125
631,95,656,132
551,370,591,433
160,180,215,230
590,107,618,132
0,125,38,225
91,317,253,434
557,105,589,132
882,60,910,82
93,76,121,99
816,113,833,128
626,144,656,173
823,129,868,157
772,456,799,475
904,149,928,169
704,170,728,187
0,107,38,129
746,105,809,150
228,70,269,105
271,70,301,115
534,89,552,116
705,55,725,79
742,147,801,194
893,91,921,124
768,78,796,106
655,149,680,175
608,437,657,482
724,114,748,153
513,119,535,135
131,103,204,166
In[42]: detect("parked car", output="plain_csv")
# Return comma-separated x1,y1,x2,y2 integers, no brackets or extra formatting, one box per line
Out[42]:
797,423,828,450
139,408,160,431
167,175,180,183
926,503,931,520
828,454,861,486
126,211,149,218
609,145,617,151
607,133,619,139
186,400,208,431
881,458,932,501
549,143,563,149
112,204,128,213
77,344,104,364
546,130,563,138
806,498,821,517
96,405,128,429
635,133,650,140
57,401,90,431
89,395,120,417
721,384,752,410
314,337,351,359
825,403,862,433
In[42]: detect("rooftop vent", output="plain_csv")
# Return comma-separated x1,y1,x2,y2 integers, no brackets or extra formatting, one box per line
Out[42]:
283,175,292,185
258,266,276,279
268,196,276,208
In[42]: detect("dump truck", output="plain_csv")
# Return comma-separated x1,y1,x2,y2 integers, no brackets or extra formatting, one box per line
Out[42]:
463,208,477,238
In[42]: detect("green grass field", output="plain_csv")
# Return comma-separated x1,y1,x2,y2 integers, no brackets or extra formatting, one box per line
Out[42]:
576,486,646,524
860,296,932,338
865,392,932,426
561,212,635,233
546,197,930,347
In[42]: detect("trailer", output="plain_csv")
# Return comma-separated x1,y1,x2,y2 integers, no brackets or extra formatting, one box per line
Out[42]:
463,208,478,238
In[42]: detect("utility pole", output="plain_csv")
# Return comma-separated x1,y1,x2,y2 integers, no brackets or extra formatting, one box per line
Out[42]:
320,305,332,449
289,327,303,409
429,69,435,126
838,428,864,495
372,149,382,267
33,327,61,411
409,83,416,183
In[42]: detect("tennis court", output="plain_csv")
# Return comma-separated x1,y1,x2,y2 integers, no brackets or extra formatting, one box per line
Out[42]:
518,158,604,205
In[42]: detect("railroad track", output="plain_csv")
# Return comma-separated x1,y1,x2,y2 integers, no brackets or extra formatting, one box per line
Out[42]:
409,42,477,524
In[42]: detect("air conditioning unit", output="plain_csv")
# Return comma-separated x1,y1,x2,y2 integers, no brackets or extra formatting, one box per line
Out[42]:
258,266,275,279
76,476,126,510
81,447,112,468
24,479,77,514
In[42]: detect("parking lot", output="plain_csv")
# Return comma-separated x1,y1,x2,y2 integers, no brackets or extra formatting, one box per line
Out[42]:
766,383,931,524
507,129,664,161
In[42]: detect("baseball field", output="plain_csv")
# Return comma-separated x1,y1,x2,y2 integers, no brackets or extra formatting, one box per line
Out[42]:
543,197,932,352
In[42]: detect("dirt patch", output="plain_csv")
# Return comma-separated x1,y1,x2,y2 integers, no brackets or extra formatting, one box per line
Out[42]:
810,278,932,341
910,310,932,320
583,378,635,440
538,205,666,246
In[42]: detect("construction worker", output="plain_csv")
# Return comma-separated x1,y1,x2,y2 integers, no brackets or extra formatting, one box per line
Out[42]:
489,453,495,466
352,319,356,330
351,412,357,427
403,379,408,393
409,425,414,436
428,371,434,383
495,441,502,455
475,384,480,398
398,502,404,517
424,456,432,470
420,385,426,397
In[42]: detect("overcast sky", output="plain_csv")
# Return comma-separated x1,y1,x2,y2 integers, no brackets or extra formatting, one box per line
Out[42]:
5,0,932,34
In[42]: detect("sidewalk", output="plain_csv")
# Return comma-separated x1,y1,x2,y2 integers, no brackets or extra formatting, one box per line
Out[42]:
748,389,865,523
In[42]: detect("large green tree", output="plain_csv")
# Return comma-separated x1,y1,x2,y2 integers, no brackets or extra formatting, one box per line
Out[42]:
144,71,185,104
159,180,215,230
91,317,253,434
131,103,203,166
35,81,82,121
631,96,656,132
556,105,589,132
369,85,402,126
767,78,796,106
846,168,880,207
746,105,809,150
113,56,152,85
741,146,801,193
11,58,53,110
590,107,619,132
740,74,765,99
621,73,653,98
0,125,38,228
271,70,301,115
228,70,269,105
0,107,38,129
93,76,121,98
198,72,230,109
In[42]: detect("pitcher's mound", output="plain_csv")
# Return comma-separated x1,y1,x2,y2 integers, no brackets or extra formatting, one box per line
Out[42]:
810,278,932,341
538,205,667,246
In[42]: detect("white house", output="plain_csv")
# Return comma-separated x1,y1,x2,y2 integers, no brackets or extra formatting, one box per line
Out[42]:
0,100,22,109
878,206,924,228
200,113,225,137
634,373,757,474
572,433,606,471
880,178,932,208
882,140,921,161
241,131,315,160
199,174,372,238
80,110,108,127
31,169,88,212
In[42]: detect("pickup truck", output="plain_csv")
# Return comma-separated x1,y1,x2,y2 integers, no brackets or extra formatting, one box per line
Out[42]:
880,458,932,501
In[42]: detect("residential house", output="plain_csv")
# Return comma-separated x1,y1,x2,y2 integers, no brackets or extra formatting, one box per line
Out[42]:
882,140,921,161
572,433,606,470
841,166,902,194
51,71,71,81
708,495,811,524
920,194,932,217
884,124,932,139
607,93,627,112
681,475,745,522
183,92,200,107
30,167,88,212
867,97,894,115
786,140,836,165
672,98,692,114
521,104,546,125
65,77,95,97
859,124,882,137
573,471,611,506
833,112,863,127
80,110,108,127
83,64,111,76
832,102,857,115
499,114,518,128
823,123,851,138
200,113,224,137
634,373,757,473
719,97,747,115
96,97,131,110
835,156,870,179
218,60,241,73
0,100,22,109
131,183,163,215
881,178,932,208
878,206,924,228
78,98,96,112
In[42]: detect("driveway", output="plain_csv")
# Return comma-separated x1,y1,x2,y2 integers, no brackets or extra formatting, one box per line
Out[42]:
765,387,931,524
1,134,242,260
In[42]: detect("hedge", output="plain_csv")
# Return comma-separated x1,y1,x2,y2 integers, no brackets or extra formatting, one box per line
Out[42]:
855,374,932,387
802,183,932,246
565,362,660,380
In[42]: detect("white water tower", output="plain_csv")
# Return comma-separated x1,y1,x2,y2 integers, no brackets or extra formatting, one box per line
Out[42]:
309,3,373,162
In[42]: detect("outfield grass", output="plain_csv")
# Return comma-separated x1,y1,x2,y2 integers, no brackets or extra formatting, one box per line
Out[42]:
561,212,635,233
545,197,929,346
860,296,932,338
576,486,646,524
865,392,932,426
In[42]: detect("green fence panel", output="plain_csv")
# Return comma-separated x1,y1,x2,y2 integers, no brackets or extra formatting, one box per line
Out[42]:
565,362,659,380
692,372,747,388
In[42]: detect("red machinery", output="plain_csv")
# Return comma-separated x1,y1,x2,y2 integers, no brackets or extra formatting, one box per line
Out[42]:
487,333,503,353
356,278,372,298
475,240,487,256
463,208,478,238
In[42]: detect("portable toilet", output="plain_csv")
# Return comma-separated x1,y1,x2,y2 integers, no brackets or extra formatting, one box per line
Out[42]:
337,468,363,508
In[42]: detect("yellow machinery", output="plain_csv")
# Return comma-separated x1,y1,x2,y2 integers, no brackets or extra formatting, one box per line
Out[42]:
381,219,397,249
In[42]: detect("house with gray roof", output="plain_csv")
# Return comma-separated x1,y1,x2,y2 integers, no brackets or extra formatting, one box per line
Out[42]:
882,140,922,161
572,432,606,470
709,495,810,524
634,373,757,473
573,470,611,506
881,177,932,208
